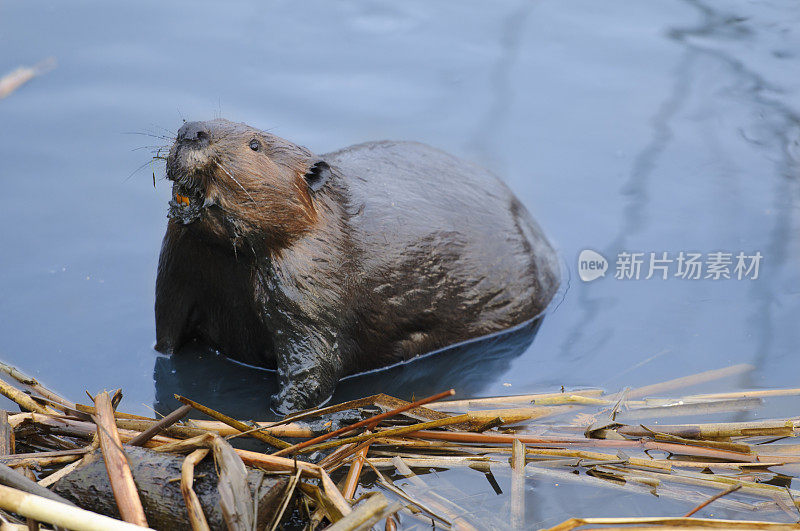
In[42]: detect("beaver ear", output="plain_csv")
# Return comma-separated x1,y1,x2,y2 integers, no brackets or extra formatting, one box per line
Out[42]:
304,161,331,192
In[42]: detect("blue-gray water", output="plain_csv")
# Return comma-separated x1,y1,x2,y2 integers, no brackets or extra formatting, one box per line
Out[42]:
1,0,799,526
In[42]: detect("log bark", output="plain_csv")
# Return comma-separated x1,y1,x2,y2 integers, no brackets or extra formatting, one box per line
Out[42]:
53,447,287,531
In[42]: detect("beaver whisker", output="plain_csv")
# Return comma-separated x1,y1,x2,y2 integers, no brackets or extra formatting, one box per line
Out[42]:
214,159,258,205
131,145,166,153
122,131,175,142
124,157,164,182
148,123,179,138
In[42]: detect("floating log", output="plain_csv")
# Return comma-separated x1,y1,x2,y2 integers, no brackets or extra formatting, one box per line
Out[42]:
53,446,288,530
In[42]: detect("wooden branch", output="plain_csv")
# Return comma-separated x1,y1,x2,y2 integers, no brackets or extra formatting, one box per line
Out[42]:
0,412,12,456
0,484,150,530
0,381,50,415
128,405,191,447
342,441,370,500
92,391,148,527
273,389,454,457
325,493,390,531
0,361,76,410
175,395,290,449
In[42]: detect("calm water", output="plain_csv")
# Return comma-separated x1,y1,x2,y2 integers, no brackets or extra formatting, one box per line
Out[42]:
1,0,799,526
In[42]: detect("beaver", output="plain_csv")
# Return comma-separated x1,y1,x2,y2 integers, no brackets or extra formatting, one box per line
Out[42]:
155,119,560,413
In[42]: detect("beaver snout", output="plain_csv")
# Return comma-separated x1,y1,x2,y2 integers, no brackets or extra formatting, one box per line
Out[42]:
177,121,210,145
169,122,214,177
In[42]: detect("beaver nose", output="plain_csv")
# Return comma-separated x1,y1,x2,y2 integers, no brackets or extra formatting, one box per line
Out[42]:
177,121,210,144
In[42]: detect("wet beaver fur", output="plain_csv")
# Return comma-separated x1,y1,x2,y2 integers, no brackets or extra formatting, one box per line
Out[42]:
155,119,559,413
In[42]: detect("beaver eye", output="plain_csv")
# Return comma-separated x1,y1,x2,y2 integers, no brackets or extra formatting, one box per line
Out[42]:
249,139,261,151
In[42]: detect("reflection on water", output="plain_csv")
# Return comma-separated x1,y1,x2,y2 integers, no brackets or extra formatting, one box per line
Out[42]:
155,318,542,419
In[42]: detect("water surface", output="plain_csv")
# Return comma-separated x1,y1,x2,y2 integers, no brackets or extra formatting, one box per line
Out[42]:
1,0,798,525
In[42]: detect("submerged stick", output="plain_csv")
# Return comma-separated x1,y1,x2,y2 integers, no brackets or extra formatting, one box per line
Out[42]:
684,484,742,517
93,391,148,527
511,439,525,530
364,460,452,526
685,387,800,401
626,364,752,399
180,449,210,531
543,516,795,531
175,395,291,449
273,389,454,457
0,484,150,531
393,457,477,531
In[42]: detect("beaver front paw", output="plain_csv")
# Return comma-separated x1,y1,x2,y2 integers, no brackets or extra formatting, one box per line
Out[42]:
270,382,333,415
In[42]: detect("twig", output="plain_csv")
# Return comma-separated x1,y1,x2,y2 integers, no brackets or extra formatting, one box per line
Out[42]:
37,457,85,488
298,414,472,454
128,404,191,447
342,439,371,500
267,468,301,531
402,430,760,462
0,362,76,410
684,484,742,517
180,419,313,439
180,449,210,531
175,395,290,449
92,391,148,527
273,389,455,457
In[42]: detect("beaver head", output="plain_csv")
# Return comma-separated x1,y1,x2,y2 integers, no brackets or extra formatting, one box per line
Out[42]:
165,119,331,249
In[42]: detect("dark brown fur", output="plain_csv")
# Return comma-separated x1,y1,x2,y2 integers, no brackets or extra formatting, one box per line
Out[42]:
155,119,559,412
